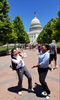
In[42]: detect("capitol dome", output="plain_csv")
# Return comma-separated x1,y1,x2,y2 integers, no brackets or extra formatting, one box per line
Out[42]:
27,12,42,44
31,17,40,25
29,13,42,32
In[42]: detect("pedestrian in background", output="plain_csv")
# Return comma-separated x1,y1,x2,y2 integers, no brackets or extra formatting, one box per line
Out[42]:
29,44,31,50
33,44,36,51
14,45,16,49
38,44,41,54
49,40,58,71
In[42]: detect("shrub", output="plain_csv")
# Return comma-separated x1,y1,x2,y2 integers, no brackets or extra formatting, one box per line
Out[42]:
56,42,60,48
0,42,3,46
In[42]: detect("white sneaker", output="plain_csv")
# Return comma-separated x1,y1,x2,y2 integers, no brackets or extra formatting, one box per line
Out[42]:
46,94,50,99
28,88,34,92
18,91,22,96
41,91,46,95
55,66,58,68
46,92,51,99
51,68,53,71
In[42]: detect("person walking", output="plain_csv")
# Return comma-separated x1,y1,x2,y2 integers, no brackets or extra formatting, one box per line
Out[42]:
49,40,58,71
32,44,51,99
33,44,36,51
38,44,41,54
29,44,31,50
11,48,34,96
16,46,21,53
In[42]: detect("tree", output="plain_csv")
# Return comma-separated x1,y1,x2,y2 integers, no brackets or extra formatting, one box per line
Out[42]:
37,18,56,43
52,8,60,41
13,15,30,44
8,20,18,43
0,0,12,44
37,8,60,44
23,30,30,43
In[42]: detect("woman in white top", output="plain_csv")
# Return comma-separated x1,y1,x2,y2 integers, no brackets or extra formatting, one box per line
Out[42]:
11,48,34,95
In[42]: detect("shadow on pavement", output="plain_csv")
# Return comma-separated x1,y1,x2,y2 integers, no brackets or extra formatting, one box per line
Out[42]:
33,82,46,98
8,86,30,93
8,83,46,98
8,86,18,93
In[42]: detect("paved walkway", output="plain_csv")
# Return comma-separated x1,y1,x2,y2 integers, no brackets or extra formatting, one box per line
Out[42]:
0,49,60,100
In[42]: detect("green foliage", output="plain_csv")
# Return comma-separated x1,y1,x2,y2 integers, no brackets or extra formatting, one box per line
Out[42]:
22,30,30,43
0,42,3,46
0,0,30,44
37,18,57,43
57,7,60,17
13,15,30,44
13,15,25,43
54,8,60,41
37,8,60,44
8,20,18,43
56,42,60,48
0,0,12,44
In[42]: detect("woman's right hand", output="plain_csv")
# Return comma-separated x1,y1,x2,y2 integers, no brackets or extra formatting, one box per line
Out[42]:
31,66,36,69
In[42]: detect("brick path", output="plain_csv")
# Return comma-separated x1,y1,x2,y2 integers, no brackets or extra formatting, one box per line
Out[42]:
0,49,60,100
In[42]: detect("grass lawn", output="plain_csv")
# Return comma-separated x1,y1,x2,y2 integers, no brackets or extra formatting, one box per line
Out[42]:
0,42,60,52
0,46,14,52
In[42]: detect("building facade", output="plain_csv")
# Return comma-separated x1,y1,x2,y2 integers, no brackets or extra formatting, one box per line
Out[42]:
27,12,42,44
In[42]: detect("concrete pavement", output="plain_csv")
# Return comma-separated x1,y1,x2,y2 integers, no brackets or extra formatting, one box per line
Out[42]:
0,49,60,100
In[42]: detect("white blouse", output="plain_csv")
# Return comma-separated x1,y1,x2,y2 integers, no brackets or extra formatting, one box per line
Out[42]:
12,55,25,69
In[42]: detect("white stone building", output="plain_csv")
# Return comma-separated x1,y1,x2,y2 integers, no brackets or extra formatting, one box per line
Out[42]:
27,12,42,44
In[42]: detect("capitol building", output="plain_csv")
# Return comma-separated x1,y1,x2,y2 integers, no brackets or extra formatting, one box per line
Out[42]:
27,12,42,44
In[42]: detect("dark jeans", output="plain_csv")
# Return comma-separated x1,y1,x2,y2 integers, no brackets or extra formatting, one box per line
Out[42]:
38,67,50,94
38,49,41,53
17,66,32,91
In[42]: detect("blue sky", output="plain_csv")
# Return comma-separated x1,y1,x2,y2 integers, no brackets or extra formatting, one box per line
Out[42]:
7,0,59,32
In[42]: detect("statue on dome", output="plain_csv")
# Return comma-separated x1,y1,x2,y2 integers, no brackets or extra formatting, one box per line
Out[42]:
34,12,36,18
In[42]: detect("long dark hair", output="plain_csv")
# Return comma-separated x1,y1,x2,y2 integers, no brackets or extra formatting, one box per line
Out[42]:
11,48,16,58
